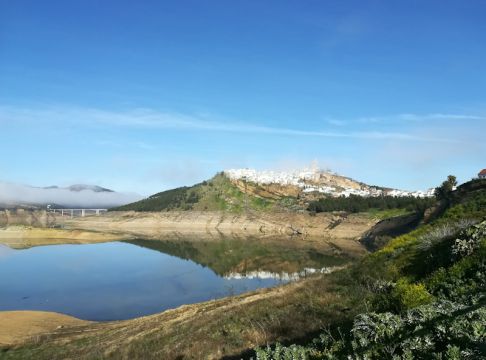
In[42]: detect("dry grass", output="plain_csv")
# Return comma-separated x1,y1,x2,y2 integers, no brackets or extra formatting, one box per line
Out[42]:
0,311,89,347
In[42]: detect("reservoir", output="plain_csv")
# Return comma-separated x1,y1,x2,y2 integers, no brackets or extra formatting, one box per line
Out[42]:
0,237,350,321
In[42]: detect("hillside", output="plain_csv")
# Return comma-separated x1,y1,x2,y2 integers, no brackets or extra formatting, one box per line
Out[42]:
112,172,292,212
258,178,486,358
2,179,485,359
112,169,434,213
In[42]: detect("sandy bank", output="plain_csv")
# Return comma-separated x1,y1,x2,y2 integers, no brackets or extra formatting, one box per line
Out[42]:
0,226,126,249
0,311,89,346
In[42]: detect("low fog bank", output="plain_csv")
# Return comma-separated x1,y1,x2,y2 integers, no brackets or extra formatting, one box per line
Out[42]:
0,181,143,208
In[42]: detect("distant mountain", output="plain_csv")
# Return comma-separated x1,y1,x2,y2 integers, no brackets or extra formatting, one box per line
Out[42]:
112,168,434,212
40,184,114,193
0,181,142,209
66,184,114,193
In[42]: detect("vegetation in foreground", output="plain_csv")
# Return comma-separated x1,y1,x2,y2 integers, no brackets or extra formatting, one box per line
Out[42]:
255,179,486,359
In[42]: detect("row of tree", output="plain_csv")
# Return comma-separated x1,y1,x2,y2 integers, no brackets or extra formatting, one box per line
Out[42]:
308,175,462,214
308,194,435,213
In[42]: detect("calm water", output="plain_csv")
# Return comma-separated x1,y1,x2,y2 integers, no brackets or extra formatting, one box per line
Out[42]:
0,238,349,321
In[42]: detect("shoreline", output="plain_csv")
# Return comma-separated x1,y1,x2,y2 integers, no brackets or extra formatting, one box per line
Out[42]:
0,226,128,249
1,209,379,238
0,273,344,358
0,210,378,357
0,210,378,255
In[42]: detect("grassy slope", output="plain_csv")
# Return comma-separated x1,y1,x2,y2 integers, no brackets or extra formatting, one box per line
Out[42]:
3,181,485,359
111,173,277,213
258,179,486,358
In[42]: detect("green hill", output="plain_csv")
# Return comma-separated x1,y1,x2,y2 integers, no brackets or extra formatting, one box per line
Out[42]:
111,172,297,212
111,172,433,215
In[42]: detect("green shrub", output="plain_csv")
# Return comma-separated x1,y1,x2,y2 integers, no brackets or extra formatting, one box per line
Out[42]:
251,185,486,359
392,279,434,310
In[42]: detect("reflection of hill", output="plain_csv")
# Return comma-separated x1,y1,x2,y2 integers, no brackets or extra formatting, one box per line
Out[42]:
127,237,350,276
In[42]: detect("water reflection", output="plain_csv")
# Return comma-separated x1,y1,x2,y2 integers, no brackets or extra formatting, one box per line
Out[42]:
224,267,339,281
127,236,351,279
0,236,351,321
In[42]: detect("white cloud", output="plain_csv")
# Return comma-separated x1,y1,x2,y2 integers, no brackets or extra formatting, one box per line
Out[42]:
0,105,468,143
0,182,142,208
398,113,486,121
358,113,485,123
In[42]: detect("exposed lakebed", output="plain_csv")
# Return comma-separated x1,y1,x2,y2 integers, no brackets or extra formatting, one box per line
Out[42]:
0,236,352,321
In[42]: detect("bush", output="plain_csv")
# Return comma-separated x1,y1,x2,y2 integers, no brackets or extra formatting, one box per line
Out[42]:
451,220,486,258
254,300,486,359
392,279,434,310
255,343,310,360
254,206,486,360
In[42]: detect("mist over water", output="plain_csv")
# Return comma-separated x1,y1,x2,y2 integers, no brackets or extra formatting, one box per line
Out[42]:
0,181,142,208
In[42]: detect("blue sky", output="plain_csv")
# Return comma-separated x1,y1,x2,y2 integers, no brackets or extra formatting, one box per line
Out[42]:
1,0,485,195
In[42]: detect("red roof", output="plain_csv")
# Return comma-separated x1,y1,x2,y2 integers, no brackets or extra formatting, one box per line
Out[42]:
479,169,486,176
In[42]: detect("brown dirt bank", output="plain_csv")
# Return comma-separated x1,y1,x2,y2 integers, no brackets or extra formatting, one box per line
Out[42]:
64,210,377,240
0,210,378,252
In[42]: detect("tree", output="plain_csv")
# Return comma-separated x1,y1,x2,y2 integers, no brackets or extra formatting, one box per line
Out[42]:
447,175,457,188
434,175,457,200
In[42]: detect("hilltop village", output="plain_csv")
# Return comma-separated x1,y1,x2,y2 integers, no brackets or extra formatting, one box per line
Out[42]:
224,168,435,198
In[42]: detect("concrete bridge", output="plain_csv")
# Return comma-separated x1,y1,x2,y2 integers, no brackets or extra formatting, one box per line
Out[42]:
48,208,108,218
